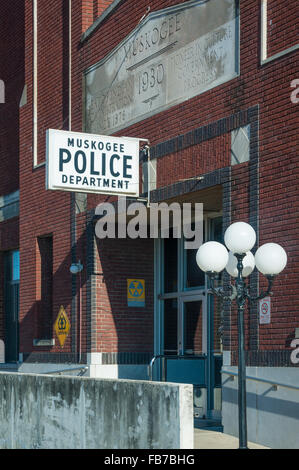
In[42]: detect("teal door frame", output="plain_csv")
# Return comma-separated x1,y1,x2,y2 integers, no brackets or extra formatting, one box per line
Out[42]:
154,215,223,417
4,250,20,363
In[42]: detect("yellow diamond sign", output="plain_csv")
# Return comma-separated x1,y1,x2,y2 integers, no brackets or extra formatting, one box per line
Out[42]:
54,306,70,347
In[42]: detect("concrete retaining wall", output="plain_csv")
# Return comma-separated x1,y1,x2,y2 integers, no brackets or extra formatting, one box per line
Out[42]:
222,367,299,449
0,372,193,449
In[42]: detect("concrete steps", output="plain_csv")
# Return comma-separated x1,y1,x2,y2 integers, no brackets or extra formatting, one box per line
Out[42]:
195,418,223,433
0,363,19,373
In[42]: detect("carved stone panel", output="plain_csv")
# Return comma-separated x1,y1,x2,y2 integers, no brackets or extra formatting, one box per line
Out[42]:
84,0,239,135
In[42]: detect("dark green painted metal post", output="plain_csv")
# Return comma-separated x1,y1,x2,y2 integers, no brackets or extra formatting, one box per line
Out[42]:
235,253,248,449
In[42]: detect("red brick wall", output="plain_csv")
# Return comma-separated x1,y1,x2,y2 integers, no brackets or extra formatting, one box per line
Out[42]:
0,0,23,346
94,236,154,353
267,0,298,57
156,135,231,190
96,0,114,18
15,0,298,359
82,1,114,32
18,1,76,353
37,0,69,165
0,0,24,196
76,0,298,355
82,0,94,31
36,236,53,339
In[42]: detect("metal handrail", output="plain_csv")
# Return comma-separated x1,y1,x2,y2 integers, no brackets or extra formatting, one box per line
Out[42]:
222,369,299,392
44,366,88,376
149,358,299,392
148,355,166,381
148,353,206,381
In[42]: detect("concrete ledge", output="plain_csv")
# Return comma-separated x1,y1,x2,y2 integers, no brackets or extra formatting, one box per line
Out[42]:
0,372,193,449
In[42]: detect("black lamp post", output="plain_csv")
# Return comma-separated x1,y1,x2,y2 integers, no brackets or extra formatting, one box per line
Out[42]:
196,222,287,449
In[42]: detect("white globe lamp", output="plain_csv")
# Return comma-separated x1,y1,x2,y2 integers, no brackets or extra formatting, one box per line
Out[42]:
226,251,255,277
255,243,287,275
224,222,256,254
196,241,229,273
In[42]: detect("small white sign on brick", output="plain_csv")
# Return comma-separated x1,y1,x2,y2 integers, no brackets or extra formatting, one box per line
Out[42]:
259,297,271,324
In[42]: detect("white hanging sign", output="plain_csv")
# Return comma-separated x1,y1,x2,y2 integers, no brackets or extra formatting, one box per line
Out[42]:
46,129,140,197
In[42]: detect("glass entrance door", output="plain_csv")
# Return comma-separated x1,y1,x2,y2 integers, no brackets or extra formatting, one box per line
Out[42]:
154,215,223,421
183,299,206,357
161,295,207,418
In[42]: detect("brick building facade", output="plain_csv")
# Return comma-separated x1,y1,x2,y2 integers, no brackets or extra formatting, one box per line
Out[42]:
0,0,298,447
